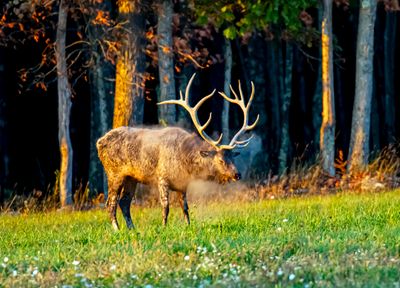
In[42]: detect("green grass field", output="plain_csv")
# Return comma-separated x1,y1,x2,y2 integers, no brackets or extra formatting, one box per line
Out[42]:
1,190,400,287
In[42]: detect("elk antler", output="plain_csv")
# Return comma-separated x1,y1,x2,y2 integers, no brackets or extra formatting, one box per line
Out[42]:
218,81,260,149
157,73,223,149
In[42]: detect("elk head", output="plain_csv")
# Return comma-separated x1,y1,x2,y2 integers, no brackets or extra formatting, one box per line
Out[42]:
158,73,259,183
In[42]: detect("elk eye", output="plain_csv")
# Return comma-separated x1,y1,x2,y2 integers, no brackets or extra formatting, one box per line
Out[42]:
200,151,217,158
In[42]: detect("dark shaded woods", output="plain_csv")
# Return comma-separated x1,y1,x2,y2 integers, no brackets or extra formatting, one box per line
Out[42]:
0,3,399,203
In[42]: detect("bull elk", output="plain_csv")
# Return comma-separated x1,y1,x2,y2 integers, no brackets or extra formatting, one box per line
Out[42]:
97,74,259,230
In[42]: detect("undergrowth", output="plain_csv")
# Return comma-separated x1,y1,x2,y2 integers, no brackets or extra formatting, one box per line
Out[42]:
1,144,399,213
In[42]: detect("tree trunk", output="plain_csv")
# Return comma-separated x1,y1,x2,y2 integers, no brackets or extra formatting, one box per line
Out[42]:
88,0,114,197
221,38,232,142
266,40,281,171
157,0,176,125
56,0,73,207
113,0,146,128
242,34,268,172
348,0,377,172
0,48,7,205
383,12,397,143
312,6,323,154
320,0,336,176
176,67,194,127
89,56,113,196
278,42,293,174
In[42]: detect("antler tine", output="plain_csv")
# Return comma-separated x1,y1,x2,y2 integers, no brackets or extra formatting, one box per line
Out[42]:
221,79,259,149
230,84,240,100
194,89,216,111
238,80,244,101
158,73,223,149
246,81,256,109
184,73,197,104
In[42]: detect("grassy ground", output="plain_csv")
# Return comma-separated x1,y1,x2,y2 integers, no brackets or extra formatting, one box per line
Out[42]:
1,190,400,287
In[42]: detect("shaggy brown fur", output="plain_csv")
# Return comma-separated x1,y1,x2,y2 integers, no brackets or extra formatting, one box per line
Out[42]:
97,126,240,229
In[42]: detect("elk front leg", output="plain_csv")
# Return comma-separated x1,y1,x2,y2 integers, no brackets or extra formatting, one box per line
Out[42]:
119,179,136,229
179,192,190,225
158,179,170,225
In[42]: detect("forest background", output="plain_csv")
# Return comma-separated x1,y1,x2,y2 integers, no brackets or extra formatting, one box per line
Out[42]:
0,0,399,207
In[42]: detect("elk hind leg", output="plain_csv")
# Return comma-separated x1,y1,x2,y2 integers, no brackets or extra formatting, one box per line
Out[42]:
107,176,124,231
119,178,136,229
179,191,190,225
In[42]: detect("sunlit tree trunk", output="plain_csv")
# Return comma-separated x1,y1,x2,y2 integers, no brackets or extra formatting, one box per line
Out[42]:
157,0,176,125
278,42,293,174
348,0,377,172
56,0,73,207
320,0,336,176
221,38,232,142
113,0,145,128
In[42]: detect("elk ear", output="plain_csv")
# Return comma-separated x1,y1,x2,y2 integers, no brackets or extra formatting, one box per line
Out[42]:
200,150,217,158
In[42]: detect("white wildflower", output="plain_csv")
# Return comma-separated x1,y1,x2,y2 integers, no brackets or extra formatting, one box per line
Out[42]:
277,268,284,276
283,218,288,222
184,255,190,261
12,270,17,277
72,260,80,266
32,269,39,277
289,273,295,281
131,274,138,280
110,264,116,271
75,273,84,278
3,257,9,263
277,227,282,231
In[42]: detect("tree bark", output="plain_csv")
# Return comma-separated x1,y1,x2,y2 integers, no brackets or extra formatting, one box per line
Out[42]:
56,0,73,207
88,0,114,197
221,38,232,142
266,40,281,171
348,0,377,172
157,0,176,125
383,12,397,143
320,0,336,176
312,5,323,154
89,55,113,196
113,0,146,128
0,48,7,205
278,42,293,174
241,34,268,172
176,67,194,127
